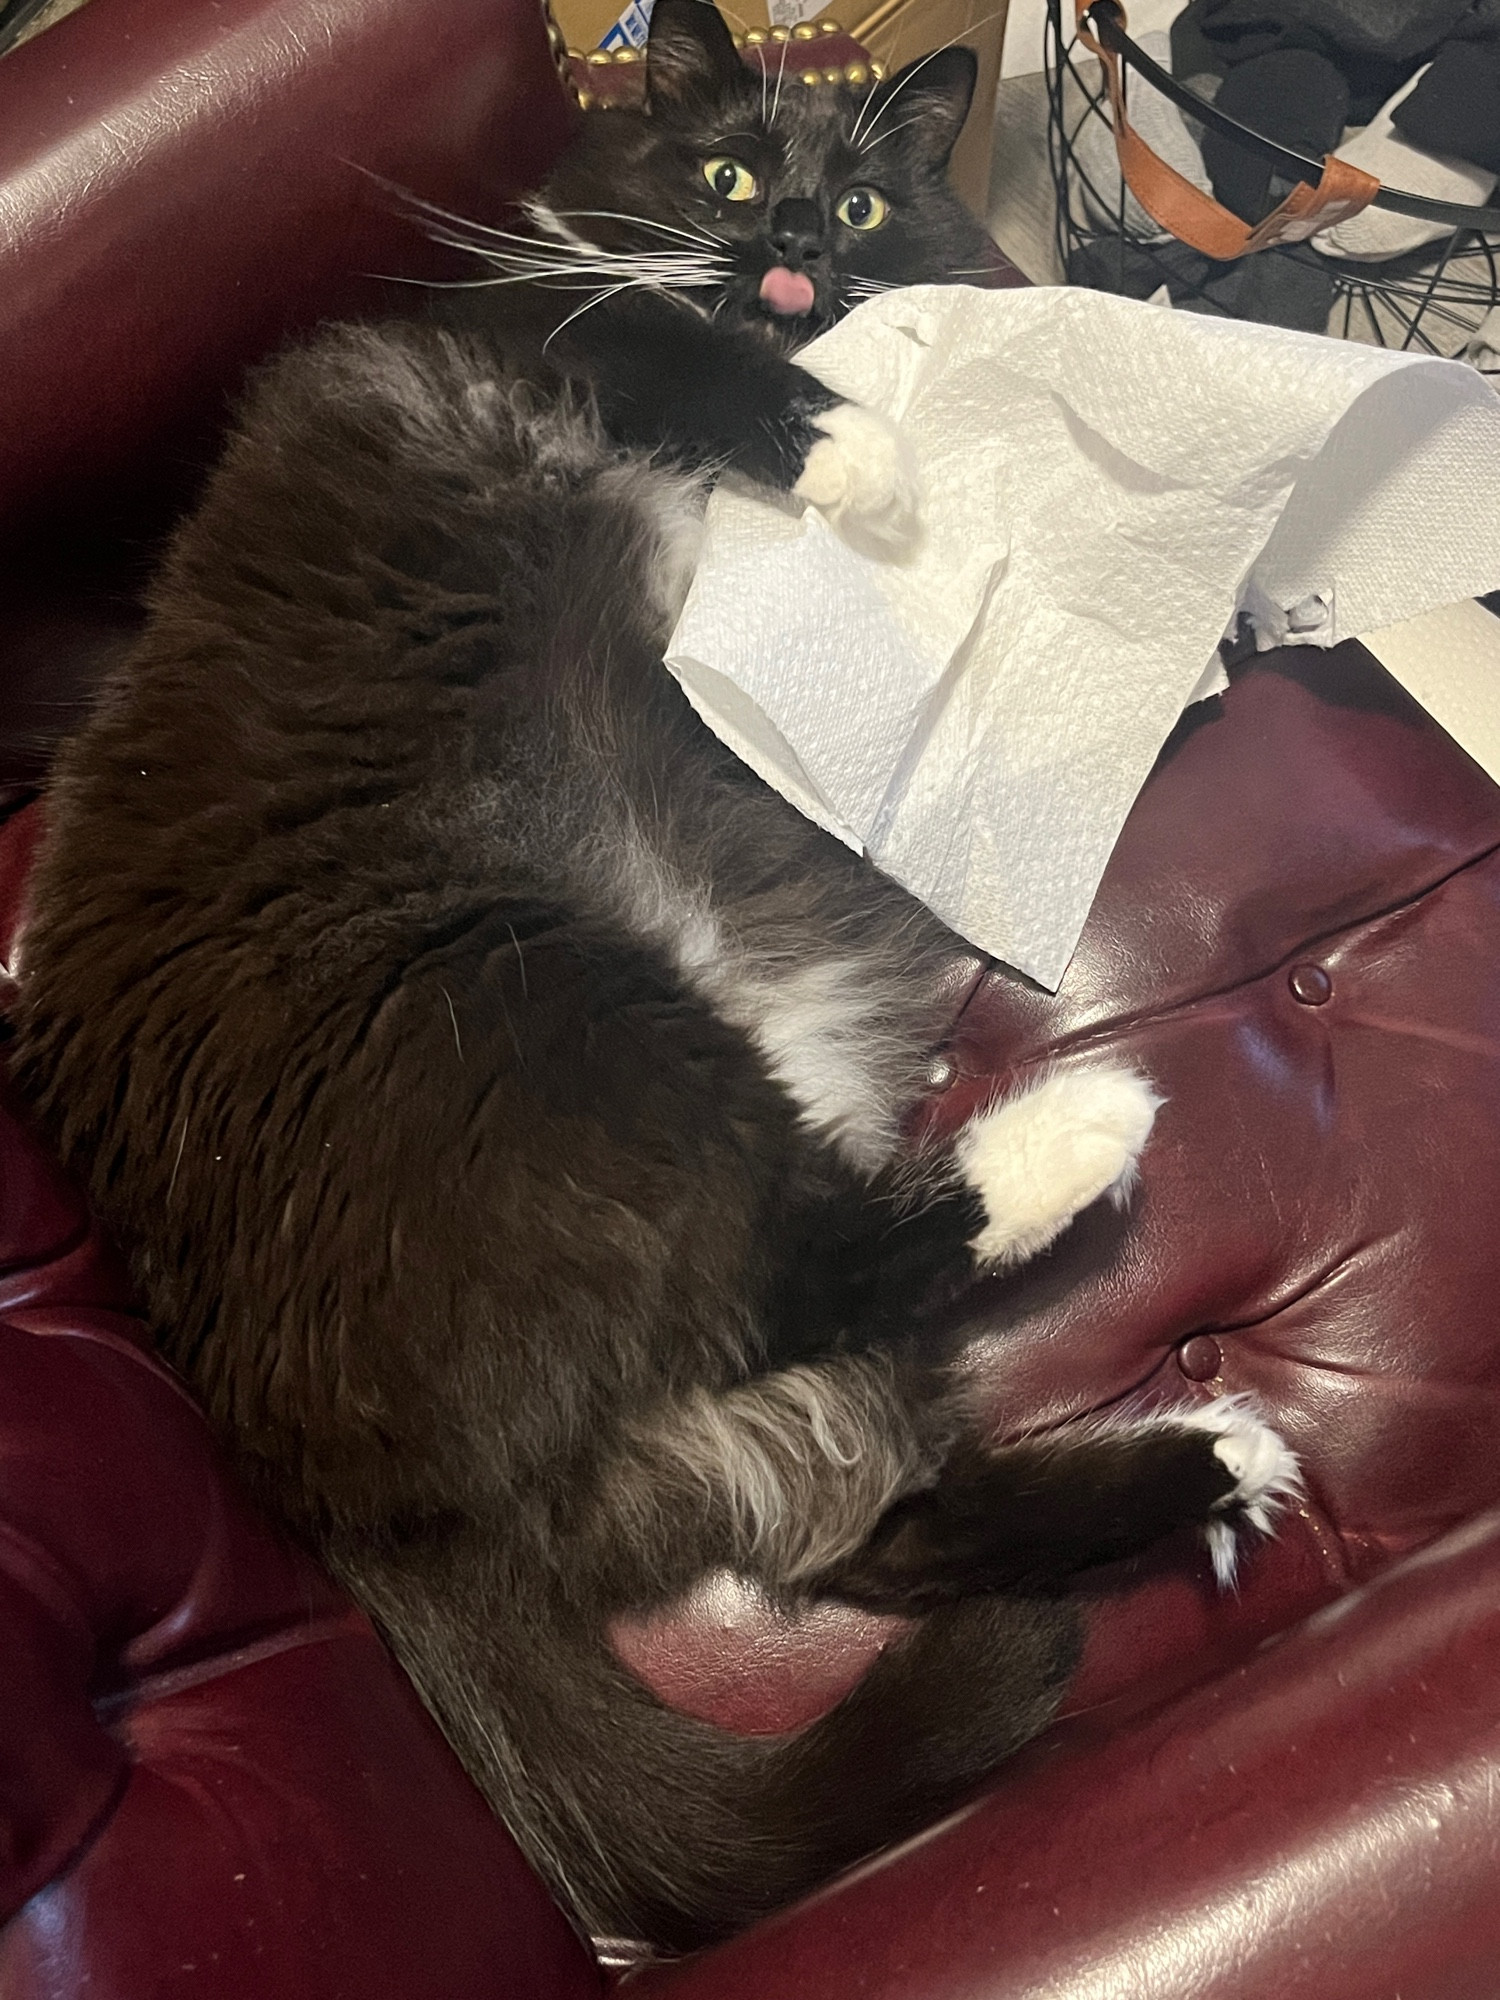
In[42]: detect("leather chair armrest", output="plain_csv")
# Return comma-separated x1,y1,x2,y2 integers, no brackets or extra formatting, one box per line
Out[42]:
629,1510,1500,1999
0,0,576,533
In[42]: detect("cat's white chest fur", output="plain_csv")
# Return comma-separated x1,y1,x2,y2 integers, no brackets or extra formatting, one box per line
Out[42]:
604,818,1163,1261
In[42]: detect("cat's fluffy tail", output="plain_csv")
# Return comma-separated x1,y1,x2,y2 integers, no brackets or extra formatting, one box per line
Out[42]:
338,1530,1076,1953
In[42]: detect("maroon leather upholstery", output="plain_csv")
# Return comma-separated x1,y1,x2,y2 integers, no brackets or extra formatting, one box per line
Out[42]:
5,1,1500,1994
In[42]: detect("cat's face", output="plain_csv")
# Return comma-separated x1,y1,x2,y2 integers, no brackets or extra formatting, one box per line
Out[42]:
537,0,996,350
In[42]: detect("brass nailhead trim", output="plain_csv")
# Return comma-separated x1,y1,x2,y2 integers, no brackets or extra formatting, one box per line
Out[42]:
560,9,862,101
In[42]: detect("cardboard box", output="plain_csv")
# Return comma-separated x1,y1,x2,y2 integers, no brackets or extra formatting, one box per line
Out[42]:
549,0,1008,214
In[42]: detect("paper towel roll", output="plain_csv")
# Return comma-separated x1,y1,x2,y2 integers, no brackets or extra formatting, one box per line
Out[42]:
665,285,1500,988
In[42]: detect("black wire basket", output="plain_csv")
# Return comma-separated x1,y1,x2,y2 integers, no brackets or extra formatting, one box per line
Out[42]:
1045,0,1500,361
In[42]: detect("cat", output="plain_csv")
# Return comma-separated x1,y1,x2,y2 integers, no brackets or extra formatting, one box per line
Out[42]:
9,0,1300,1954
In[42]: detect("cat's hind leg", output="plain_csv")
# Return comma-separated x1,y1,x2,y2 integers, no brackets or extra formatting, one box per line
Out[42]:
583,1342,1298,1622
1170,1393,1307,1586
955,1065,1162,1267
825,1393,1303,1611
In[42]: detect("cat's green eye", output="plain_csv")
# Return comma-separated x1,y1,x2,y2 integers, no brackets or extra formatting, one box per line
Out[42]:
703,156,759,202
836,186,889,231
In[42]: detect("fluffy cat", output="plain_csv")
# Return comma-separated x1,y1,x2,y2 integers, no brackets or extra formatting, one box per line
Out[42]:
9,0,1298,1953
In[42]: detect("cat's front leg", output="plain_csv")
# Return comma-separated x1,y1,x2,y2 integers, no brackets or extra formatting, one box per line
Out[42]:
551,294,919,554
955,1065,1163,1268
790,402,920,559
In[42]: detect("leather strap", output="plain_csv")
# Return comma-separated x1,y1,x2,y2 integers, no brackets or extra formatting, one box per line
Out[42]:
1074,0,1379,260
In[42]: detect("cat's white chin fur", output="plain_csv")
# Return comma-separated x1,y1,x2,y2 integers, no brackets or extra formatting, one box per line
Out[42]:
793,402,921,559
1173,1394,1305,1588
956,1066,1161,1268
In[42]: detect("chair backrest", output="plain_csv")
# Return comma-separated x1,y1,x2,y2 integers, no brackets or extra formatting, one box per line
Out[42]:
0,0,576,536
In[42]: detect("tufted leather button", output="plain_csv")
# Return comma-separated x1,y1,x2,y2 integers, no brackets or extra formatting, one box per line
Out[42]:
1177,1334,1223,1381
1288,963,1333,1006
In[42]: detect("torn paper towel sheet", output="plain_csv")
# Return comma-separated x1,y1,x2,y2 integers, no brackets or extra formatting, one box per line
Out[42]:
664,284,1500,989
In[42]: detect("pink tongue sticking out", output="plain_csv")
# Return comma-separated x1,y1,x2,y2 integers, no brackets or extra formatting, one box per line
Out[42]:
759,266,816,316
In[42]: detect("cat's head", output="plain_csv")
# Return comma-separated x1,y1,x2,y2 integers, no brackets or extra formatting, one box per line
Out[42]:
530,0,996,348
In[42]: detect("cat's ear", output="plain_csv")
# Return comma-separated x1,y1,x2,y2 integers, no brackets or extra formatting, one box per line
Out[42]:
860,46,977,168
645,0,745,109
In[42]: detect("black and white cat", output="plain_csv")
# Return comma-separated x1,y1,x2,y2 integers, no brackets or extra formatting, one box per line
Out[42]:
11,0,1298,1952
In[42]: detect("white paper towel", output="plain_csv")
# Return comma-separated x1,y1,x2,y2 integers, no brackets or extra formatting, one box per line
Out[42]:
664,285,1500,988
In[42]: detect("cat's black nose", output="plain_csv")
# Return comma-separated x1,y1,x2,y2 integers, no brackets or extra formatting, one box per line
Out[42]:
768,199,827,270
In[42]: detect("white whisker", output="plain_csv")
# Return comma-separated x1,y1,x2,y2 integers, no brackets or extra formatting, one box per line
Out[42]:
525,201,602,251
541,261,736,345
424,226,731,291
376,185,561,250
856,52,948,154
352,165,733,306
423,218,728,269
542,282,636,349
405,257,728,298
403,196,727,274
854,8,1008,153
769,41,789,129
469,248,728,279
538,205,728,250
858,114,924,150
847,67,883,147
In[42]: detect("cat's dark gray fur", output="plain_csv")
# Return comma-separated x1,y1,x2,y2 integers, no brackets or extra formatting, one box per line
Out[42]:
10,0,1289,1952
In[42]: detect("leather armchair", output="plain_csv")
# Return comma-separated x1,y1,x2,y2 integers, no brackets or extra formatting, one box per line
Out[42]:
4,2,1500,1994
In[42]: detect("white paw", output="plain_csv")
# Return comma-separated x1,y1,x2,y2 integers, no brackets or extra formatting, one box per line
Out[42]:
1175,1394,1304,1588
956,1066,1161,1269
792,402,921,559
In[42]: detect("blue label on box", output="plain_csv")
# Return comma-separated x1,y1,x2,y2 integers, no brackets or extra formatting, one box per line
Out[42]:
600,0,654,49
